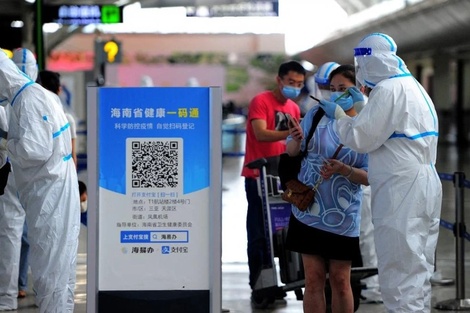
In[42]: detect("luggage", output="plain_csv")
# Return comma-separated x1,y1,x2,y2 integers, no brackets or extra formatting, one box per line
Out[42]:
274,226,304,301
275,226,304,284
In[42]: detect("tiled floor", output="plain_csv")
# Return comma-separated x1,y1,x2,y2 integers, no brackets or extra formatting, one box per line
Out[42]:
12,144,470,312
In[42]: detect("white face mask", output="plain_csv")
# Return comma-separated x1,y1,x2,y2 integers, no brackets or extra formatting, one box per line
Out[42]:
80,200,88,213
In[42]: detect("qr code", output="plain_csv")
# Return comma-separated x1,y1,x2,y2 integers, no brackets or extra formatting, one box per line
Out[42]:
129,139,182,189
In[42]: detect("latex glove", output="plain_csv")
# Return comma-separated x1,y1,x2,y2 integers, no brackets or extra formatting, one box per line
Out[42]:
0,129,8,152
0,138,7,153
347,86,365,113
330,92,353,111
319,99,346,120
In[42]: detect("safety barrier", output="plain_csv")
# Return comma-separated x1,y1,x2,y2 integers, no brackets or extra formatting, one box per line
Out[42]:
435,172,470,310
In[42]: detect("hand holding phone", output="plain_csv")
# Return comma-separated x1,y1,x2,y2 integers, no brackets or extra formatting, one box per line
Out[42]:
287,114,298,129
287,115,303,142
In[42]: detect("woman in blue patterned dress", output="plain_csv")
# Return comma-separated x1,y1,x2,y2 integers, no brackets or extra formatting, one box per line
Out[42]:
285,64,369,313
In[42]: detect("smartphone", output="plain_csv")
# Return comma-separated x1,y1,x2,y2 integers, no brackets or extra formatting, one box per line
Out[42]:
287,115,296,128
317,154,332,166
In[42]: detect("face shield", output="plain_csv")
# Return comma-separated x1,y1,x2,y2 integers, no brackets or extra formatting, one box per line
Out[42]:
353,33,409,88
354,47,371,89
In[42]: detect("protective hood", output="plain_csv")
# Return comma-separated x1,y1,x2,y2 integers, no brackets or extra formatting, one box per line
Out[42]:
12,48,38,81
314,61,340,86
0,50,34,106
354,33,410,88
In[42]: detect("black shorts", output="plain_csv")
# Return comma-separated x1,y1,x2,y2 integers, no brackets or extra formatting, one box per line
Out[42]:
285,213,362,265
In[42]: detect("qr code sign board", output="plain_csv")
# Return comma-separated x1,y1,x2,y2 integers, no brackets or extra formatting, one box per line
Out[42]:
127,138,183,190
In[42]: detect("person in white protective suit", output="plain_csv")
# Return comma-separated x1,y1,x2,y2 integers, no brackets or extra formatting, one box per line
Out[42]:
0,47,38,309
0,50,80,313
358,185,383,303
351,88,382,304
300,61,339,115
11,47,39,299
0,106,25,311
318,32,442,312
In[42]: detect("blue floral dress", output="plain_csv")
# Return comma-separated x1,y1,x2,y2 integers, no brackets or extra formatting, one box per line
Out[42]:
286,106,368,237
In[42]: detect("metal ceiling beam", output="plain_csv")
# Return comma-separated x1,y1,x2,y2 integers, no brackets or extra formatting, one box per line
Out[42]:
299,0,470,65
139,0,278,8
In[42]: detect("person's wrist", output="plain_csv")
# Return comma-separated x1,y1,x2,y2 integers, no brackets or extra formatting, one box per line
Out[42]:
345,165,354,178
339,162,345,174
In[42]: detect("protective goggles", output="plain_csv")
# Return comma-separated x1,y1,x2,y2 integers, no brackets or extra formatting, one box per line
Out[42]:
314,77,329,85
354,48,372,56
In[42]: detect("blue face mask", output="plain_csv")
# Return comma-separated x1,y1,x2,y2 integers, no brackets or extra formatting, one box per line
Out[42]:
330,91,353,111
281,86,301,99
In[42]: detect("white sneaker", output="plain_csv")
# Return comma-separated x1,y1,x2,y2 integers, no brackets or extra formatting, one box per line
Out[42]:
360,288,383,304
430,271,454,286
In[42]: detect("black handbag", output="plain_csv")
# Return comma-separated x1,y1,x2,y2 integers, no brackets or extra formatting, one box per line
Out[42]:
278,108,325,191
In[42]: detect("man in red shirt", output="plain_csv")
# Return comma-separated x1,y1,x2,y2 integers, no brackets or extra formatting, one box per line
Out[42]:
241,60,304,303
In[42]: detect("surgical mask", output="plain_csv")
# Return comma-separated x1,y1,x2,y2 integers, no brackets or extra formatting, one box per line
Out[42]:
281,85,301,99
80,200,88,213
330,91,353,111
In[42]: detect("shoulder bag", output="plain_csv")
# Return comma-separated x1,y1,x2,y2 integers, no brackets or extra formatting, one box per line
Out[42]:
278,108,325,211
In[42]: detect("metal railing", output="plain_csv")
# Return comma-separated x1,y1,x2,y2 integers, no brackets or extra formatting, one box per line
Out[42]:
435,172,470,310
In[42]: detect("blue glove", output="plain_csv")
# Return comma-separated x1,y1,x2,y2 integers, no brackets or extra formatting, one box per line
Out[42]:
347,86,366,113
319,99,346,120
330,92,353,111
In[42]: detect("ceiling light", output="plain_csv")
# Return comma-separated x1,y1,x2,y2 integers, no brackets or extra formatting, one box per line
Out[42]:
300,60,314,72
24,0,35,3
11,20,24,28
43,23,62,33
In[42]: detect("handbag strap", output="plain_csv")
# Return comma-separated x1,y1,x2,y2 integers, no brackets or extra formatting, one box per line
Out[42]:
299,108,325,158
331,144,344,159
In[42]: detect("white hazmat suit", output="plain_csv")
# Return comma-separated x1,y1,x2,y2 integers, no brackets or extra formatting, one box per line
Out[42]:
0,50,80,313
0,47,40,307
326,33,442,312
0,106,24,310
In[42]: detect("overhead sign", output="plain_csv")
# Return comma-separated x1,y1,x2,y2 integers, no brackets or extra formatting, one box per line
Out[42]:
95,39,122,64
186,1,278,17
43,5,123,25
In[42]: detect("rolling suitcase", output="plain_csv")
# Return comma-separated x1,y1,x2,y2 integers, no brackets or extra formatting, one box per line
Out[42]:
274,226,304,300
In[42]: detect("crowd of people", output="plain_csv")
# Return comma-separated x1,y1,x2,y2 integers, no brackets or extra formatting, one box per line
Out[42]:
242,32,442,313
0,31,442,313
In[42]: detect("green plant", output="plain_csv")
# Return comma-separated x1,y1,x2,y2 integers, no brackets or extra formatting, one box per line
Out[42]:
226,65,249,92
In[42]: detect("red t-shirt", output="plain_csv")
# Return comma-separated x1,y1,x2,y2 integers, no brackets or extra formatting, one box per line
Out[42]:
241,91,301,178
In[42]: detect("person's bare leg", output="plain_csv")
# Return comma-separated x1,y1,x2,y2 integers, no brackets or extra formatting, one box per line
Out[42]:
302,254,327,313
329,259,353,313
